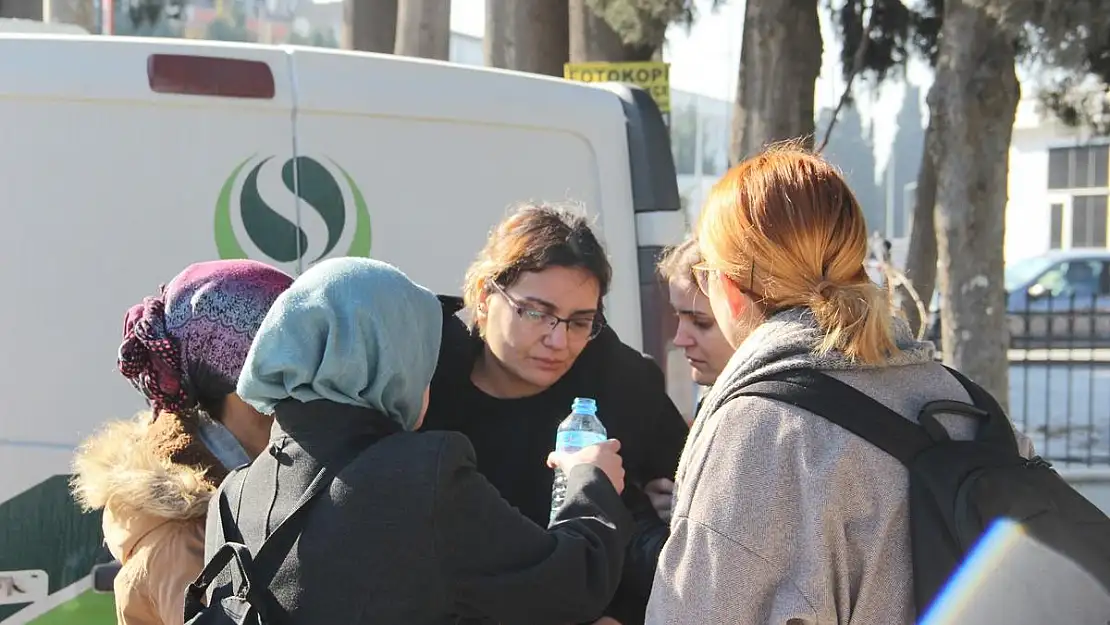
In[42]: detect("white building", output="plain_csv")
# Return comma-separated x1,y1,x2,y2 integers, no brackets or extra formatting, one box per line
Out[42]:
1006,98,1109,262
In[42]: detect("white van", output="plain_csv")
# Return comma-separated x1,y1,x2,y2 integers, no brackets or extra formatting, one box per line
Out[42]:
0,34,684,623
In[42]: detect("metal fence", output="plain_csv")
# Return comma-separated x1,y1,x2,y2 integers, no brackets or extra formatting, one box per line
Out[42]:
872,257,1110,468
1004,294,1110,468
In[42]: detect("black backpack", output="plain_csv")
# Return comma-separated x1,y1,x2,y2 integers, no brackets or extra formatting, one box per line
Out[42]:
183,437,371,625
733,366,1110,615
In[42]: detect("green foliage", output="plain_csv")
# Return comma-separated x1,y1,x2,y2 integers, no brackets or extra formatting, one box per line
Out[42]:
27,589,115,625
585,0,695,48
834,0,910,83
828,0,1110,135
114,15,183,37
908,0,943,66
206,10,254,42
1022,0,1110,133
113,1,184,37
120,0,186,29
1037,67,1110,134
287,26,340,48
827,0,943,89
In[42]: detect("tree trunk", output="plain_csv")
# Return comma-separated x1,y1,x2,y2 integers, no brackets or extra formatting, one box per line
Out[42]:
0,0,43,19
729,0,822,165
900,121,939,335
568,0,655,62
930,0,1019,408
344,0,397,53
394,0,450,60
485,0,568,76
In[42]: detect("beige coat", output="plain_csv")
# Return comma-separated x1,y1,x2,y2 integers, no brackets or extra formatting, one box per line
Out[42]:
72,414,219,625
646,310,1033,625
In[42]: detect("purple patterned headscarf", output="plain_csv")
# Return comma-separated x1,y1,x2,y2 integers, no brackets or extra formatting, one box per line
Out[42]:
118,260,294,416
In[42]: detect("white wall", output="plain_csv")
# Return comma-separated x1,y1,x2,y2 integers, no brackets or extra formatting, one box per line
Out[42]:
1004,99,1105,263
1006,133,1052,262
449,31,482,66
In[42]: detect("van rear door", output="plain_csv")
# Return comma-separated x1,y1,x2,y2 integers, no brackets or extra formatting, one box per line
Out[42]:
0,36,296,622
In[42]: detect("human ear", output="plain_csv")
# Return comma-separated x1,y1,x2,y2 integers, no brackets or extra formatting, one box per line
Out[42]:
720,273,751,320
476,281,491,321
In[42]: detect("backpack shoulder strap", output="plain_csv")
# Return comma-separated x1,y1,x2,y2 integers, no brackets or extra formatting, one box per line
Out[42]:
941,365,1020,451
185,435,380,623
942,365,1003,417
217,466,248,543
250,453,348,568
733,368,933,467
183,483,280,622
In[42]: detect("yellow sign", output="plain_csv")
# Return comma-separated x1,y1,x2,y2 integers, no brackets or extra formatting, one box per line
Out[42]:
564,61,671,113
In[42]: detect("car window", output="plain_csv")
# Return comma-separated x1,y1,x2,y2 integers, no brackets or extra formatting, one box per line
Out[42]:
1032,260,1106,297
1005,256,1058,291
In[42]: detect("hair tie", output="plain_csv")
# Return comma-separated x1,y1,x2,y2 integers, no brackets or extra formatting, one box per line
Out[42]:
118,296,191,416
813,279,838,302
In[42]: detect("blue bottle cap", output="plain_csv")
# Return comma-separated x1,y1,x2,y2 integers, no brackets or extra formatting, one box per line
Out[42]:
571,397,598,416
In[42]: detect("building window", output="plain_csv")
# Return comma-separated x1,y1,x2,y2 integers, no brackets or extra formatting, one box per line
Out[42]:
1050,203,1064,249
1048,145,1109,189
1046,145,1110,250
1072,195,1108,248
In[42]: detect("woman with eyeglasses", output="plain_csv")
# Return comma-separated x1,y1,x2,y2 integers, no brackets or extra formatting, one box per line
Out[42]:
424,202,689,625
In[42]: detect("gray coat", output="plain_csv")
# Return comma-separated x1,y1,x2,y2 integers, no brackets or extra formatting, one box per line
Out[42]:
646,309,1033,625
203,399,633,625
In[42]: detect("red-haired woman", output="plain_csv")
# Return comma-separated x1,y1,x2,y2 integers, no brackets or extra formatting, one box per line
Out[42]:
647,145,1033,625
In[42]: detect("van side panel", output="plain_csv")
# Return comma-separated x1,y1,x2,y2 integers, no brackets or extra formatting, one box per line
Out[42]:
0,40,655,623
0,36,295,623
288,48,643,344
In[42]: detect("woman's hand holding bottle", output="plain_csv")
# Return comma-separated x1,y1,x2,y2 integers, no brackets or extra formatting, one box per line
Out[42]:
547,439,625,494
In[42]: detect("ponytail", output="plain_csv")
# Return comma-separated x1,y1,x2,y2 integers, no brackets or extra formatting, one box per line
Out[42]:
808,280,897,364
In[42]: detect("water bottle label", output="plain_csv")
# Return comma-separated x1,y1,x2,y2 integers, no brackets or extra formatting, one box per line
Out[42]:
555,431,607,452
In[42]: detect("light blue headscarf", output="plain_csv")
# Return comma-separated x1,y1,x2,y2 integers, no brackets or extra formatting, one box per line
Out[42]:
236,257,443,431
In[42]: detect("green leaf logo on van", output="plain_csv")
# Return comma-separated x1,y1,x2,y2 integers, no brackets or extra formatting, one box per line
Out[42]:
214,155,372,266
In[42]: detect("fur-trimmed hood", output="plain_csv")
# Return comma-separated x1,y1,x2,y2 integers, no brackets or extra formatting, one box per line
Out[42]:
71,412,218,559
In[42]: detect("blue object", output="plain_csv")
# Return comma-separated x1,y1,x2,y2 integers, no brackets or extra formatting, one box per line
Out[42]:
550,397,607,525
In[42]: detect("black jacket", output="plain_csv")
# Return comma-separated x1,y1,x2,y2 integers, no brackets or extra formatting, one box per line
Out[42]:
424,297,689,624
203,399,634,625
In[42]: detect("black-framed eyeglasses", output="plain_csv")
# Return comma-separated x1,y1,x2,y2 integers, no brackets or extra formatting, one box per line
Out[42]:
489,281,605,341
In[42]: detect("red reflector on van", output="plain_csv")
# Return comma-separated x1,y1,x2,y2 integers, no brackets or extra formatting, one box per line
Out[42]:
147,54,275,99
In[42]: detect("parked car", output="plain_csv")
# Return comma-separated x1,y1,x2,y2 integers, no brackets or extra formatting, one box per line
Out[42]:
927,250,1110,349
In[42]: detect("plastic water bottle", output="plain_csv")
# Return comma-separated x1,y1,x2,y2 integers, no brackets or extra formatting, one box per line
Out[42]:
549,397,608,525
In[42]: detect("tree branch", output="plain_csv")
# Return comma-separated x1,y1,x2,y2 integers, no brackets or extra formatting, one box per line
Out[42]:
817,0,875,153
